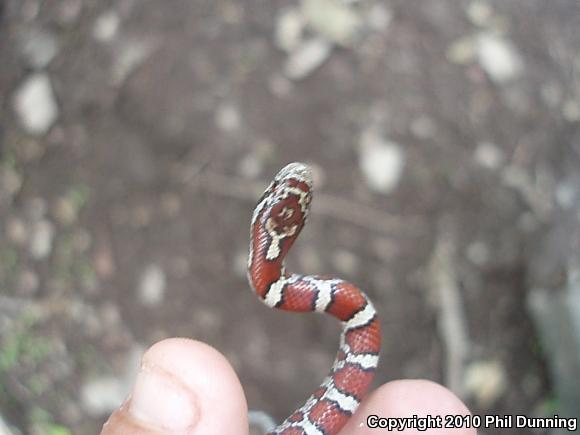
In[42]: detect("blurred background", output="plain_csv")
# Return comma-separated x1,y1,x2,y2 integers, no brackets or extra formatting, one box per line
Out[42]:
1,0,580,434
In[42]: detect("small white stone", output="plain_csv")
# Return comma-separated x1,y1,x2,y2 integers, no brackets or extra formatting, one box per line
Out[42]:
0,166,23,201
331,250,359,276
555,182,576,209
463,360,507,407
6,218,29,246
476,32,522,83
275,7,305,52
359,129,405,194
284,37,332,80
81,377,126,415
301,0,361,46
93,10,120,42
19,27,59,69
194,308,221,331
112,40,154,86
29,219,55,260
466,241,490,266
238,154,262,179
410,115,436,139
563,100,580,122
365,3,392,32
138,264,166,306
308,161,326,188
249,410,277,434
446,36,476,65
474,142,504,170
215,102,241,133
13,73,59,135
233,249,248,277
466,1,493,27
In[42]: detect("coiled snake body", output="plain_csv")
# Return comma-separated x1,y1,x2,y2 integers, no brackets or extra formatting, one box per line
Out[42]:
247,163,381,435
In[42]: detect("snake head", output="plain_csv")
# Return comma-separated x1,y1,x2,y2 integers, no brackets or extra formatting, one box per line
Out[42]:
264,162,313,239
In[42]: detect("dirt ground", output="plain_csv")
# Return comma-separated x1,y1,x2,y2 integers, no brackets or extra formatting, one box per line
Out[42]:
1,1,579,434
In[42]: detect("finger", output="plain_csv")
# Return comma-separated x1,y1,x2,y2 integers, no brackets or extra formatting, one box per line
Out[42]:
101,338,248,435
340,380,476,434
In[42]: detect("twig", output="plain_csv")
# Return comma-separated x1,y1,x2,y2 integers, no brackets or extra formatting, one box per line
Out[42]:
428,219,470,396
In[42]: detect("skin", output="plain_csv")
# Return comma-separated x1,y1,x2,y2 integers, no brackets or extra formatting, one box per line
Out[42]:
101,338,475,435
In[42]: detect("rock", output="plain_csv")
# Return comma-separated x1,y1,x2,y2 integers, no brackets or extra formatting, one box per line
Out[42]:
52,196,77,225
446,36,476,65
81,343,145,415
555,181,577,209
474,142,504,170
0,167,22,203
463,360,507,407
476,32,522,83
6,218,28,246
29,219,55,260
13,73,59,135
248,410,277,435
284,37,332,80
138,264,166,306
275,7,305,52
466,241,490,266
365,3,392,32
233,249,248,277
238,153,262,179
215,102,241,133
93,10,120,43
466,1,493,27
301,0,361,46
331,250,359,276
0,414,15,435
410,115,436,139
358,129,405,194
562,100,580,122
19,27,59,69
111,40,154,86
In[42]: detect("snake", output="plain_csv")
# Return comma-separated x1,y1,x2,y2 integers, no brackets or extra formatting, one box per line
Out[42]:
247,162,381,435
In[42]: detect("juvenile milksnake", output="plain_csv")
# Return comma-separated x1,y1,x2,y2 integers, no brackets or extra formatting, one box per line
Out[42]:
248,162,381,435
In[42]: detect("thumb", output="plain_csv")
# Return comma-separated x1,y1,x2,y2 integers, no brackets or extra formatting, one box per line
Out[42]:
101,338,249,435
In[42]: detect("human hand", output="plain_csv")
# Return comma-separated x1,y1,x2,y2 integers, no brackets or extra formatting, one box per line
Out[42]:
101,338,475,435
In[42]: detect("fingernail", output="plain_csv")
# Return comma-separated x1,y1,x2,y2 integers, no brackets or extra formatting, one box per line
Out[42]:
129,363,198,431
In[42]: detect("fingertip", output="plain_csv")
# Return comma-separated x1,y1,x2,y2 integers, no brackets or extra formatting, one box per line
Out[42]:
371,380,472,417
342,380,475,434
101,338,248,435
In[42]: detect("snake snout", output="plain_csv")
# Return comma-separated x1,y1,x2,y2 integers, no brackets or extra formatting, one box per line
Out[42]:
275,162,313,187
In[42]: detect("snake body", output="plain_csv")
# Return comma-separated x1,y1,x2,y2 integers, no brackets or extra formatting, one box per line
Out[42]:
247,163,381,435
